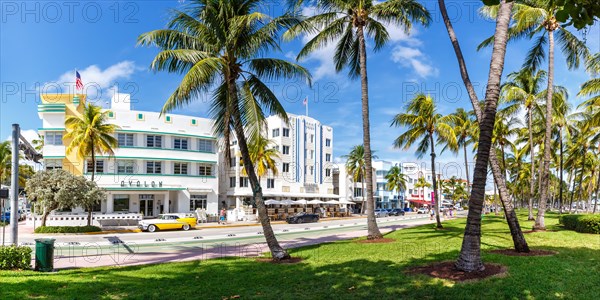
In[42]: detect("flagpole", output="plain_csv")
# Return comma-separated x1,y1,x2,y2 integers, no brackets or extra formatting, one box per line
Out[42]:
306,97,308,117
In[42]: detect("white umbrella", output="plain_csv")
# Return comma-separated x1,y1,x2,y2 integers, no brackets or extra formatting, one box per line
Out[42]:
307,199,326,204
326,200,341,205
280,199,296,205
294,199,308,205
339,198,355,205
264,200,280,205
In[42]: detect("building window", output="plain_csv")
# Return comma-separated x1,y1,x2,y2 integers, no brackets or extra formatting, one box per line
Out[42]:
146,135,162,148
44,131,63,145
45,159,62,170
326,154,331,162
137,113,144,121
325,169,331,177
86,160,104,173
146,161,162,174
229,156,236,167
310,166,313,175
117,160,135,174
198,164,213,176
272,128,280,137
191,119,197,126
174,138,188,150
310,134,314,143
325,139,331,147
283,128,289,137
282,146,290,155
377,183,386,191
230,177,236,187
198,139,214,153
310,150,314,159
113,195,130,212
239,177,249,188
117,133,134,147
354,188,363,198
190,194,207,211
174,162,188,175
107,111,115,118
283,163,290,173
165,115,172,123
267,178,275,189
409,189,413,194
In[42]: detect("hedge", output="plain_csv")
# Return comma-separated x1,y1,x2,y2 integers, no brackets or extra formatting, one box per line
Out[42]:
0,246,32,270
559,214,600,234
34,226,102,233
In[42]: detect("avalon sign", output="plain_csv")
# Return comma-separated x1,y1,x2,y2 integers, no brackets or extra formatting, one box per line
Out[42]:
120,181,164,188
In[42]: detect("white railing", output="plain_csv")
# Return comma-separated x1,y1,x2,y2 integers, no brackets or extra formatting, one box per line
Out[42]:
26,213,143,227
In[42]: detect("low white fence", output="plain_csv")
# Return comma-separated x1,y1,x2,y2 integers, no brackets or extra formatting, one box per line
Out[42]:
26,213,143,227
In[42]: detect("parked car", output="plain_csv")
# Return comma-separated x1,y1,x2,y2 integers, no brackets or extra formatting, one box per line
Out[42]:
374,209,389,218
138,213,197,232
286,212,320,224
0,210,24,223
388,208,405,216
417,208,428,214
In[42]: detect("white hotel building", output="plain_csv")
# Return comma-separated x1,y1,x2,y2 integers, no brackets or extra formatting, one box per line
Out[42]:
34,93,337,225
220,114,338,208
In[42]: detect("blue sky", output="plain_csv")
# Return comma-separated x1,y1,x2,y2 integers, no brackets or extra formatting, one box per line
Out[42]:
1,0,599,181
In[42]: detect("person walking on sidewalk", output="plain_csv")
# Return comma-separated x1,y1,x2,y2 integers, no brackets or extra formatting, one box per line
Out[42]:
219,208,227,225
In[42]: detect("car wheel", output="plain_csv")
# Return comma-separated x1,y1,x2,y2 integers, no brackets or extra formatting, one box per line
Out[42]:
148,224,157,232
297,218,303,224
182,224,190,231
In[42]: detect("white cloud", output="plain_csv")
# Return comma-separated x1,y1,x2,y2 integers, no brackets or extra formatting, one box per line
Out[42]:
390,45,439,78
4,129,38,145
41,61,138,104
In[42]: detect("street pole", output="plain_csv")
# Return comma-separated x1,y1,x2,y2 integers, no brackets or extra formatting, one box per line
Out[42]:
10,124,20,245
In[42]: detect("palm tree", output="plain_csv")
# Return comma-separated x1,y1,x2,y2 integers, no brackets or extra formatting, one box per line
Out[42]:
0,141,11,185
65,103,119,225
286,0,430,240
138,0,311,260
444,108,476,195
31,133,44,152
438,0,529,271
391,94,457,229
502,67,546,219
343,145,377,218
384,165,406,208
480,0,590,230
242,134,280,182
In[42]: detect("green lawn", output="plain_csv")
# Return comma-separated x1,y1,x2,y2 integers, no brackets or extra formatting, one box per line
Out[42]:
1,212,599,299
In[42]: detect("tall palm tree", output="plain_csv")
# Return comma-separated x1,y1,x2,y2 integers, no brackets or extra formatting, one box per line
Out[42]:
286,0,429,240
391,94,457,229
64,103,119,225
502,67,546,219
384,165,406,208
438,0,529,271
445,108,476,195
413,176,431,203
480,0,590,230
0,141,11,185
138,0,311,260
343,145,377,218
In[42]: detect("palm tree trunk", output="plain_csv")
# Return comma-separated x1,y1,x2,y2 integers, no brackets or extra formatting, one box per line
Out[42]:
89,143,95,226
361,177,365,215
429,134,443,229
463,144,471,194
594,169,600,214
453,0,516,272
229,80,289,260
559,127,564,214
438,0,528,257
528,108,535,220
357,24,382,240
535,27,556,230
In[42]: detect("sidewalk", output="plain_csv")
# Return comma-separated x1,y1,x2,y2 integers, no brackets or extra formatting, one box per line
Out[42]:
47,215,449,270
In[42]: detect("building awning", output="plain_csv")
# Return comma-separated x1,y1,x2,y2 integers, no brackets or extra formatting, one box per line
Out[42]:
228,191,340,199
187,188,214,193
409,200,432,205
103,187,186,191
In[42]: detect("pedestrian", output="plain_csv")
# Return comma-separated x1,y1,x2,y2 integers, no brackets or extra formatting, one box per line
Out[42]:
219,208,226,225
429,208,435,220
449,207,453,218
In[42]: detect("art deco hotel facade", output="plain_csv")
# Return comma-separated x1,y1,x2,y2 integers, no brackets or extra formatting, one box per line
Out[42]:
34,93,336,225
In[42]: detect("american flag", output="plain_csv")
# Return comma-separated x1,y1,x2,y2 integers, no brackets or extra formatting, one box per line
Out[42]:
75,71,83,91
302,96,308,106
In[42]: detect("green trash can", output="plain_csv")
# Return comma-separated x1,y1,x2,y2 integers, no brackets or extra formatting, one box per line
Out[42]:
35,238,56,272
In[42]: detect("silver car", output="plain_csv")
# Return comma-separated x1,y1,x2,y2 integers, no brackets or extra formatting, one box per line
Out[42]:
374,209,389,218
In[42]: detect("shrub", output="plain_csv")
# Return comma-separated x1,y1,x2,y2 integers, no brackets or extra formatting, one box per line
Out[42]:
559,214,600,234
0,246,32,270
34,226,102,233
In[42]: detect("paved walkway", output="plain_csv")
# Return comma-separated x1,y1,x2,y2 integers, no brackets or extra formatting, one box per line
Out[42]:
46,216,452,270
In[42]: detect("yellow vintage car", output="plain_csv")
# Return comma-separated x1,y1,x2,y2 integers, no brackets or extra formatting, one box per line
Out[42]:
138,214,197,232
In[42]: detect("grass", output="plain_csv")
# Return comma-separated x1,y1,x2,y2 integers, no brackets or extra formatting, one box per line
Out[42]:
1,212,599,299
